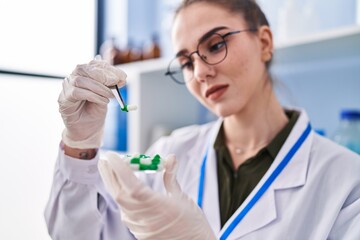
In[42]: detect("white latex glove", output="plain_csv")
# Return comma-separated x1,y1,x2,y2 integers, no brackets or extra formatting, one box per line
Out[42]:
98,152,217,240
58,59,127,149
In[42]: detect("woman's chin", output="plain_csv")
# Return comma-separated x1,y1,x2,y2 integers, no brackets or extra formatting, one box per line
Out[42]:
213,108,234,118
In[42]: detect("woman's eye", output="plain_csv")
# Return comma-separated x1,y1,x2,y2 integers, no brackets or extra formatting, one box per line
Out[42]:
208,41,226,53
181,61,193,70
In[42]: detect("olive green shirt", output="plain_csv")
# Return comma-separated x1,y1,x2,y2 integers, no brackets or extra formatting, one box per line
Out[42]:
214,110,299,227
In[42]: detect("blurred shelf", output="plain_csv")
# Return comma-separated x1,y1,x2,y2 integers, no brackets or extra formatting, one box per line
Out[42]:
274,25,360,64
276,25,360,48
115,58,170,74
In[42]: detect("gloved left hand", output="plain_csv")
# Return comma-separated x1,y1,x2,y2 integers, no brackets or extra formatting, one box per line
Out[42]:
58,59,126,149
98,152,217,240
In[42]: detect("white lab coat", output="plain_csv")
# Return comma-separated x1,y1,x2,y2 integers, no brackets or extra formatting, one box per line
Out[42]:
45,109,360,240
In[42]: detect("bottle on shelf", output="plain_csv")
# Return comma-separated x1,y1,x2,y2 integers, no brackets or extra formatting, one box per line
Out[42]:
100,37,129,65
332,109,360,155
142,33,161,60
99,37,117,64
113,45,129,65
129,45,143,62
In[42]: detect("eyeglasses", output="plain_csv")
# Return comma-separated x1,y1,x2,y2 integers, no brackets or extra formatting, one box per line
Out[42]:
165,28,257,84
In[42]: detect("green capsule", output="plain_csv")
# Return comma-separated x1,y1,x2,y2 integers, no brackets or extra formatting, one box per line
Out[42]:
130,157,140,164
139,164,155,171
126,153,164,172
148,164,158,170
152,159,160,164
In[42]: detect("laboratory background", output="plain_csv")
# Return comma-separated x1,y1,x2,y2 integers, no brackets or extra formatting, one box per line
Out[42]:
0,0,360,239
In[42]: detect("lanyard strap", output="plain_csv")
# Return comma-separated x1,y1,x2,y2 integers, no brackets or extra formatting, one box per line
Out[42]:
197,122,312,239
197,146,208,208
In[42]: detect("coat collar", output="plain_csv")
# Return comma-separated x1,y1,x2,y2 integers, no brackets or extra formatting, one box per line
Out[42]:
182,118,223,231
184,110,313,239
219,109,313,239
194,111,313,240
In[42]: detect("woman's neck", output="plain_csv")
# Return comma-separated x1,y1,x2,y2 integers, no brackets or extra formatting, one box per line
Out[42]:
223,90,288,168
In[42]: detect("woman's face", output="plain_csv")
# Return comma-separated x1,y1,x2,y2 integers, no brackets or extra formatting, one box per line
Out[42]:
171,3,272,118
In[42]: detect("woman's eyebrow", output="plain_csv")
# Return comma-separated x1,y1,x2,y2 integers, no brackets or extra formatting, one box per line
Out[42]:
198,26,228,43
175,26,229,57
175,50,189,57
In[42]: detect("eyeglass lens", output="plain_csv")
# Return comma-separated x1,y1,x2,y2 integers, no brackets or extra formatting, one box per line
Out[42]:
167,33,227,84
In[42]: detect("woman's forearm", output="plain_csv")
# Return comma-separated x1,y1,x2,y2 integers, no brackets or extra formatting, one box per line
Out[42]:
64,144,98,160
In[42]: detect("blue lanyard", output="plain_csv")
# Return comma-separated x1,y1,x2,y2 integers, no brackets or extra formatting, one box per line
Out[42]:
197,123,311,239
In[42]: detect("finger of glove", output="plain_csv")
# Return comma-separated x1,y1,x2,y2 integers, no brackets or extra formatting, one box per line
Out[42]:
98,159,121,199
122,215,173,239
121,213,158,238
120,203,167,231
123,209,186,240
69,75,114,99
163,154,182,197
120,196,183,234
99,157,150,212
72,60,127,87
59,78,109,105
119,188,169,219
105,151,146,195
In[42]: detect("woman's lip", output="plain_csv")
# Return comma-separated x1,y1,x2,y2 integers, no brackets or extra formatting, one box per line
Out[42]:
205,84,229,100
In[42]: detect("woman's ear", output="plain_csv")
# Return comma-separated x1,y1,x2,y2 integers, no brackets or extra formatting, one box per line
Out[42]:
258,26,273,63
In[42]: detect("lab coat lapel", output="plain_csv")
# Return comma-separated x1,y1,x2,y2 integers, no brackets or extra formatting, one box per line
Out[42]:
189,118,223,232
201,119,225,233
202,146,221,232
219,180,277,239
181,119,223,233
219,110,312,239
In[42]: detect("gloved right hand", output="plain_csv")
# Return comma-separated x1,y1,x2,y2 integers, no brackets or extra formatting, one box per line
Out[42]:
58,59,127,149
98,152,217,240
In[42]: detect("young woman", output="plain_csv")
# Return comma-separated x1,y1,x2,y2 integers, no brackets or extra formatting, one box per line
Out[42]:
45,0,360,239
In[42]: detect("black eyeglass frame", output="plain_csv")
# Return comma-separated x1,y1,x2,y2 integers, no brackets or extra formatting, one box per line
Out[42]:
165,28,257,84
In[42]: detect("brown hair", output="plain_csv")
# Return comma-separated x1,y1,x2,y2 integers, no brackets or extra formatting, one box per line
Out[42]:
175,0,269,29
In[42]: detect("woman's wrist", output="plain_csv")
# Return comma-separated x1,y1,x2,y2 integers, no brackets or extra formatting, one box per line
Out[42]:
64,144,98,160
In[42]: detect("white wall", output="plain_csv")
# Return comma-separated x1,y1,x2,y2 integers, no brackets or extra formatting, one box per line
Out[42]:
0,74,63,240
0,0,96,76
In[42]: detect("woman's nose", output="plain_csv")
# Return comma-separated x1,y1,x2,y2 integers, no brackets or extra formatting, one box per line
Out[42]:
192,55,215,83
